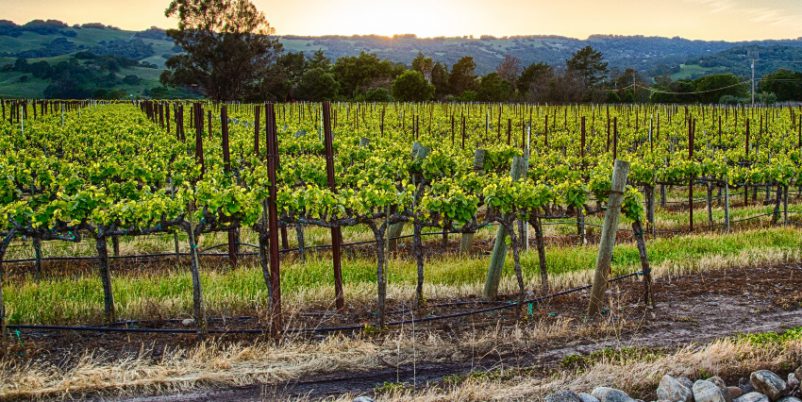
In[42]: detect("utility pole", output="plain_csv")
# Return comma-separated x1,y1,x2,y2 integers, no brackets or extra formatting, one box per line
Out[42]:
749,50,758,107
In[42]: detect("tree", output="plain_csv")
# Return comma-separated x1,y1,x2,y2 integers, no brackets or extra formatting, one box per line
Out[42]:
360,87,393,102
411,52,434,81
392,70,434,101
650,79,696,103
333,52,398,98
449,56,477,96
760,69,802,101
307,49,331,70
517,62,554,102
160,0,283,100
297,68,339,100
566,46,608,90
477,73,512,101
694,73,747,103
612,68,649,103
496,55,521,87
27,60,52,78
13,57,28,72
431,62,450,99
122,74,142,85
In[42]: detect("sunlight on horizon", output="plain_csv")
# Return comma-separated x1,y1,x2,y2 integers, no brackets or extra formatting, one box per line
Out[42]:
0,0,801,41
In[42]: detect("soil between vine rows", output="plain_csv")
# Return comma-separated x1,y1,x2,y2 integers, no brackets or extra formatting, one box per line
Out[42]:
3,264,801,401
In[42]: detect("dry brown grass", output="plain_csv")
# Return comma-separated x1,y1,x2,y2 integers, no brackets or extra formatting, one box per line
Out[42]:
342,338,802,402
0,316,626,401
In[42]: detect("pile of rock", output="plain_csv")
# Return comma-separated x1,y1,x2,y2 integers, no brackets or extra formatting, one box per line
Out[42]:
545,367,801,402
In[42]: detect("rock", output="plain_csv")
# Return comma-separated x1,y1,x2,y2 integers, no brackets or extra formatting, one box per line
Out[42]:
679,376,695,389
740,377,755,393
734,392,770,402
693,380,728,402
796,367,802,385
708,376,733,402
591,387,636,402
545,391,583,402
727,387,744,400
353,397,375,402
750,370,787,401
708,376,727,389
787,373,799,390
657,375,693,402
181,318,195,326
776,397,802,402
578,393,601,402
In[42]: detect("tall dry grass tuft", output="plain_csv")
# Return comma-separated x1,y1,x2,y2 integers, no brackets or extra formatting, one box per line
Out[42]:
0,317,623,401
349,338,802,402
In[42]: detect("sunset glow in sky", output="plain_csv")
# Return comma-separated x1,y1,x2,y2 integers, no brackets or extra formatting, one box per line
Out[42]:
1,0,801,41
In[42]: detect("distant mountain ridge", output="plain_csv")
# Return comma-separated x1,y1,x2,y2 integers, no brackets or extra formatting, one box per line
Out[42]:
1,19,802,97
279,34,802,77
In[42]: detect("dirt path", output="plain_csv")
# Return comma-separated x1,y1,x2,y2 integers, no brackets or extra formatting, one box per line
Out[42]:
116,265,802,402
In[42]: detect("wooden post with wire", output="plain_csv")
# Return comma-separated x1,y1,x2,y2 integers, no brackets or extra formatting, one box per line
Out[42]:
322,102,345,311
265,103,282,339
587,160,630,316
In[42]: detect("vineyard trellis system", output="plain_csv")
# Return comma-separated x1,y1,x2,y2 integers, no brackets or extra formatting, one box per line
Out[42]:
2,99,802,338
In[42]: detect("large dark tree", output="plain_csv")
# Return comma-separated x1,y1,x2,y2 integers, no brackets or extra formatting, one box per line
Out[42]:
694,73,747,103
297,68,339,100
517,62,554,102
477,73,512,101
449,56,478,96
333,52,400,98
566,46,608,89
411,52,434,81
160,0,283,100
612,68,649,103
760,69,802,101
496,55,521,87
430,62,450,99
392,70,434,101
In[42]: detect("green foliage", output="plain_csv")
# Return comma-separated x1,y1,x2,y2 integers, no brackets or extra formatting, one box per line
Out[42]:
161,0,283,100
517,62,554,101
333,52,402,98
760,69,802,101
448,56,478,96
566,46,608,89
694,73,747,103
297,67,339,101
477,72,513,102
737,326,802,345
392,70,434,101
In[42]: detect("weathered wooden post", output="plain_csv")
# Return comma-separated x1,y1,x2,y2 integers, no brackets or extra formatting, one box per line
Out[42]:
265,103,282,339
221,106,239,268
484,155,529,299
323,102,345,311
587,160,630,316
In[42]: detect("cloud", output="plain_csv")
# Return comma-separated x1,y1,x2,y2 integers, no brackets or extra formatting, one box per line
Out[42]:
684,0,736,13
746,7,801,28
685,0,802,30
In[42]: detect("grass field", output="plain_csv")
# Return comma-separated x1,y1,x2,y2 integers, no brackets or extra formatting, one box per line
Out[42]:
5,225,800,325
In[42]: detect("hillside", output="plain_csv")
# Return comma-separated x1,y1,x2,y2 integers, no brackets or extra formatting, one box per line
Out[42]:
2,19,802,98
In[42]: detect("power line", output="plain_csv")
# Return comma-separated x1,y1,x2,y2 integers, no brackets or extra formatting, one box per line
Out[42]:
634,81,751,96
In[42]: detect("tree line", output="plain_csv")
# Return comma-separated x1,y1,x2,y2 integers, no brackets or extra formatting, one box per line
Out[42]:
160,0,802,104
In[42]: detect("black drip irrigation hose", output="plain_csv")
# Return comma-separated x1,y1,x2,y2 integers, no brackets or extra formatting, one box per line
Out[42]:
2,231,465,265
728,212,774,224
5,271,645,336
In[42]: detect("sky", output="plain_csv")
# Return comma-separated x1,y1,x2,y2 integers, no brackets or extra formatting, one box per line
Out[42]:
2,0,801,41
